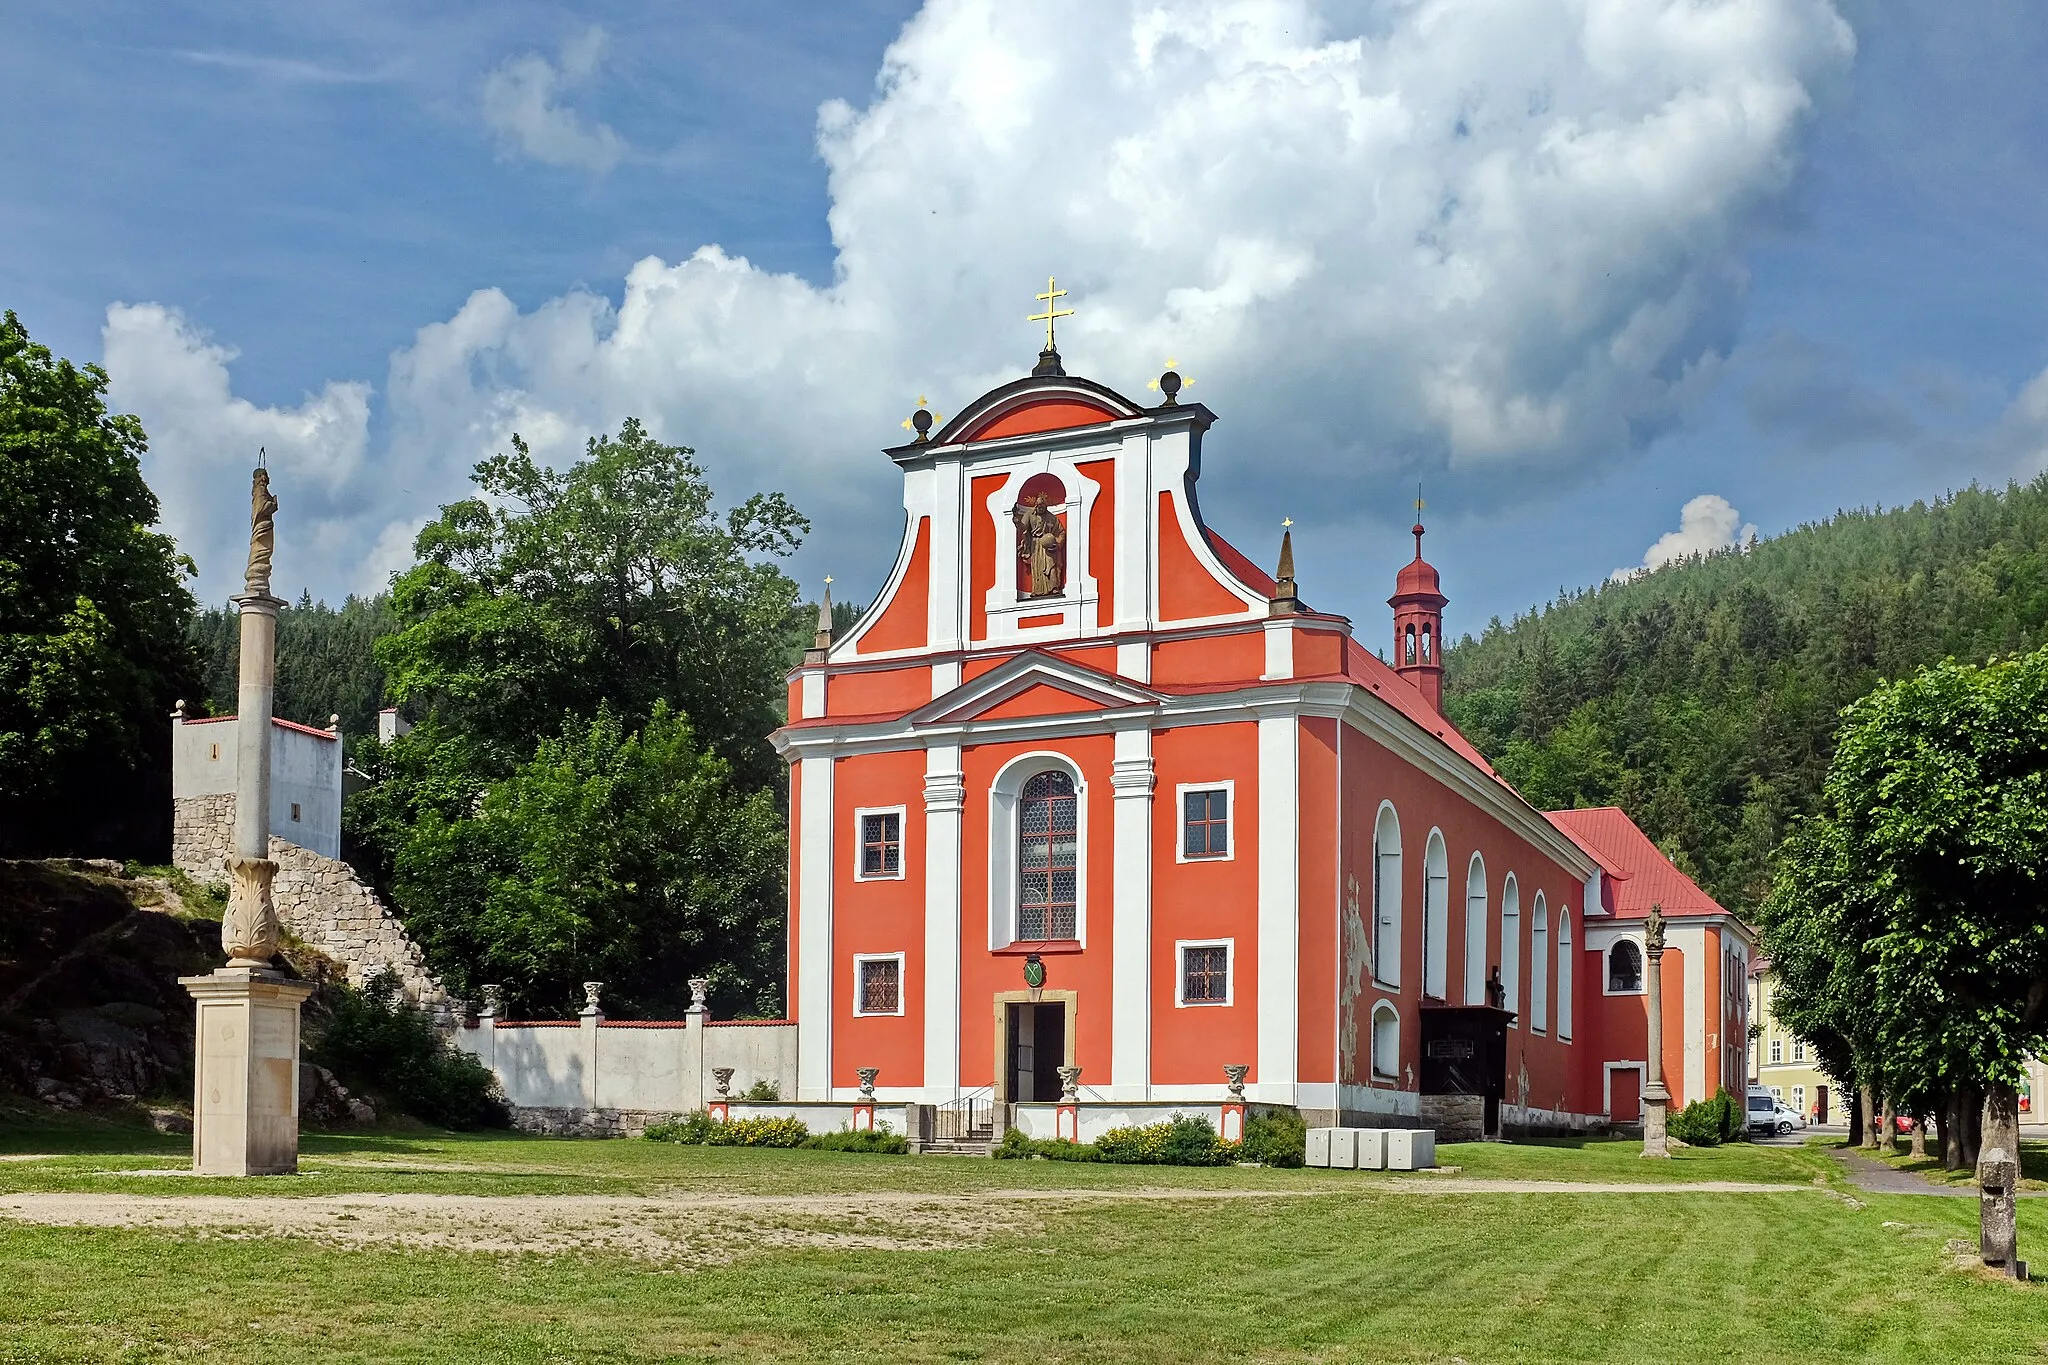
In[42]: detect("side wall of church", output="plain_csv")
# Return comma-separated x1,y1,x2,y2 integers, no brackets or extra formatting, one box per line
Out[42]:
1329,720,1595,1120
171,792,450,1009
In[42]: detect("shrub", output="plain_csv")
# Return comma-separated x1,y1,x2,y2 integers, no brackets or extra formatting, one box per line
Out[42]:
1097,1113,1231,1166
644,1111,719,1144
806,1129,908,1155
1239,1109,1307,1168
716,1115,809,1147
741,1079,781,1102
1668,1089,1748,1147
994,1129,1103,1161
309,971,508,1129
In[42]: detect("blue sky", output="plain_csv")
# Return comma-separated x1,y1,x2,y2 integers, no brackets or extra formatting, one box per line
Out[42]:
5,1,2046,641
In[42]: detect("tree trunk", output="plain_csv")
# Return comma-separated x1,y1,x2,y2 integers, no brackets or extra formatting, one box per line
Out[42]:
1909,1114,1926,1160
1940,1092,1964,1170
1878,1095,1896,1154
1978,1083,2021,1275
1861,1085,1880,1148
1964,1086,1984,1167
1846,1089,1865,1148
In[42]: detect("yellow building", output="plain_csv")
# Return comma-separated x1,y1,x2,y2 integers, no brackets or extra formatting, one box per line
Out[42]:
1747,962,1843,1124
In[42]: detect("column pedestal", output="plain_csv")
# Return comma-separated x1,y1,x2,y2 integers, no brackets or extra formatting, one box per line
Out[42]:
180,968,314,1175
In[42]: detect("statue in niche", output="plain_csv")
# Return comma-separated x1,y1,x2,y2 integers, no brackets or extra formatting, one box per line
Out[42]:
245,465,278,595
1011,484,1068,598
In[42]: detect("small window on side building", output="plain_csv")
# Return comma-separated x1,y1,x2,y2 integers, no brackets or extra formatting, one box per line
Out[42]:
860,811,901,878
856,957,901,1015
290,803,302,822
1181,788,1229,859
1181,943,1229,1004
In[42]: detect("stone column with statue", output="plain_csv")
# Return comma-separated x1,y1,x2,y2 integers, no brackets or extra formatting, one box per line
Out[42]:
180,463,314,1176
1640,904,1671,1159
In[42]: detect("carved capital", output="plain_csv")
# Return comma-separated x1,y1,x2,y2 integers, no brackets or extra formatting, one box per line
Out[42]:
1109,755,1156,796
221,855,281,966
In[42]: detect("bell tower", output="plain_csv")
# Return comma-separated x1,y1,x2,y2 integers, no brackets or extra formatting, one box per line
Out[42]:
1389,515,1446,713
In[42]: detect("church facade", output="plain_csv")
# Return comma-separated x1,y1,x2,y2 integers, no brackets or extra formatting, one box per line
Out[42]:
773,342,1751,1131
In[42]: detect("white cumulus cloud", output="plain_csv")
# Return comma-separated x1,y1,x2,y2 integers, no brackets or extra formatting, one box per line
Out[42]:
1615,493,1758,579
102,303,374,603
480,26,624,173
104,0,1856,606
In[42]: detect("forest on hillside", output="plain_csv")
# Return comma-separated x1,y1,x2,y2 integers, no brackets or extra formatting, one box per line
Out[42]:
1443,475,2048,914
188,593,397,743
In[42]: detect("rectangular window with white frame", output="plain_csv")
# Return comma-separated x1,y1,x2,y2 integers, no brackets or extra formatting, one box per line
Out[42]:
1770,1038,1782,1064
1176,783,1232,861
853,953,904,1016
855,807,906,881
1176,939,1233,1006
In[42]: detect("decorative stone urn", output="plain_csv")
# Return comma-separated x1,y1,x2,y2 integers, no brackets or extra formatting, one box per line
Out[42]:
480,984,504,1017
711,1067,735,1099
580,981,604,1016
1223,1064,1250,1099
857,1067,880,1100
688,977,709,1011
1056,1065,1082,1103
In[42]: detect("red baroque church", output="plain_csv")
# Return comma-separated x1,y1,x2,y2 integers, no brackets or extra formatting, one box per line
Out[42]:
772,334,1752,1134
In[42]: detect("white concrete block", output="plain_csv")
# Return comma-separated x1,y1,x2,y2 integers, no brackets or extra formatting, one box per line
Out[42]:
1306,1126,1334,1168
1354,1128,1387,1170
1386,1129,1437,1171
1327,1127,1359,1170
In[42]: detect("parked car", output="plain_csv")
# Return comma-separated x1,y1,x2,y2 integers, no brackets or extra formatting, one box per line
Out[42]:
1747,1092,1779,1135
1771,1103,1807,1134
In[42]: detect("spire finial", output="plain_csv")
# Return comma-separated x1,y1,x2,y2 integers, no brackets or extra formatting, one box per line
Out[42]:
811,578,834,655
1412,482,1426,558
1270,517,1301,617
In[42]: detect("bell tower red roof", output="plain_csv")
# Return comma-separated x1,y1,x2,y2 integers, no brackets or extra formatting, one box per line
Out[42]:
1388,521,1447,714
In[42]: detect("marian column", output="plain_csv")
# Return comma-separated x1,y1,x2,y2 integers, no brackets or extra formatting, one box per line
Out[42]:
180,465,314,1176
1640,904,1671,1159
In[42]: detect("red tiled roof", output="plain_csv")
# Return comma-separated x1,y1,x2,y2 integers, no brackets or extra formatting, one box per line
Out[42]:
1544,807,1724,918
1336,637,1498,778
1204,528,1279,596
181,714,339,741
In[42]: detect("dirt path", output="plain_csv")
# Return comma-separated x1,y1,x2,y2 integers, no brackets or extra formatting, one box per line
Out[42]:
0,1179,1822,1265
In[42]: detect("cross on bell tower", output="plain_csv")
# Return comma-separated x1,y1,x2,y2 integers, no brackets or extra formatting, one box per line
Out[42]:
1389,487,1447,714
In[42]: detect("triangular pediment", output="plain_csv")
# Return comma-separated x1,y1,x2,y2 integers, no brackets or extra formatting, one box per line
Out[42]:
910,651,1162,726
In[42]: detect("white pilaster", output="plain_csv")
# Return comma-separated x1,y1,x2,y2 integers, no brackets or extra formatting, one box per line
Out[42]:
796,754,835,1099
1116,430,1153,632
1109,726,1156,1100
1262,618,1294,681
927,462,965,652
1256,709,1300,1103
923,745,965,1098
1678,923,1707,1106
799,668,825,719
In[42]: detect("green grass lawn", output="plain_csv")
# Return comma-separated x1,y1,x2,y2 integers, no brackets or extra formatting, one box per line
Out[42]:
1,1117,2043,1364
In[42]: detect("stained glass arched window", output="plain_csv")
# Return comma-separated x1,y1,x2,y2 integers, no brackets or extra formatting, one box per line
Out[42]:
1018,770,1078,940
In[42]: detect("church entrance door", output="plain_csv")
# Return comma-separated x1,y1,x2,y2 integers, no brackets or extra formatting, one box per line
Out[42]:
1004,1002,1067,1102
1611,1068,1642,1124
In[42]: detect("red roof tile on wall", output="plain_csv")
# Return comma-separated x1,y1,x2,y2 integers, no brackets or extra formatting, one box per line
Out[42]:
1545,807,1724,918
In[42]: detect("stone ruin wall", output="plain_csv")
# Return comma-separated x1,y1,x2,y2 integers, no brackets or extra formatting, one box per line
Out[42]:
173,792,451,1011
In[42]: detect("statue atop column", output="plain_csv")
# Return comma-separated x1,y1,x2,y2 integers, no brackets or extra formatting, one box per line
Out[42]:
245,465,278,596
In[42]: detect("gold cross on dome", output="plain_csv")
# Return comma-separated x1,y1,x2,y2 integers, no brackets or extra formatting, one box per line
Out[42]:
1282,517,1294,529
1028,276,1075,351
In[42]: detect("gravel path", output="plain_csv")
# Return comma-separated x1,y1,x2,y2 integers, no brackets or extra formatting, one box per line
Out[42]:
0,1178,1826,1265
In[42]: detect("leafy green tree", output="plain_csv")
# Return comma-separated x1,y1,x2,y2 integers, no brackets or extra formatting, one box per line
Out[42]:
378,420,805,790
380,705,784,1018
347,420,805,1017
1756,644,2048,1167
0,311,198,856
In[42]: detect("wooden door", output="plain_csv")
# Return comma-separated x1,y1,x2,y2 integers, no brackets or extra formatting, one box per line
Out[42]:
1611,1068,1642,1123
